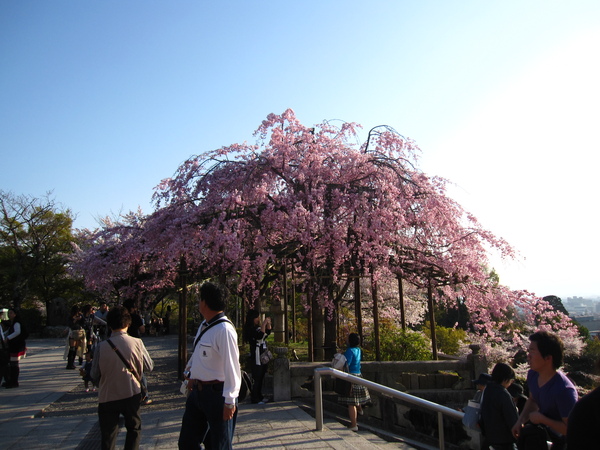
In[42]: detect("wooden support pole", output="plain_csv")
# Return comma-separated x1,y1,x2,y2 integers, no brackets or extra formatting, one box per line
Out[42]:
371,274,381,361
178,256,188,379
428,278,438,360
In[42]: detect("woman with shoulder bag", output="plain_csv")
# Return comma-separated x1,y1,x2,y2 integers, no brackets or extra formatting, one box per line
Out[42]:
337,333,371,432
243,309,272,404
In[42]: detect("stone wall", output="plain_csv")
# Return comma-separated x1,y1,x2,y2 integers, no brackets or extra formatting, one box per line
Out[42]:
273,345,489,449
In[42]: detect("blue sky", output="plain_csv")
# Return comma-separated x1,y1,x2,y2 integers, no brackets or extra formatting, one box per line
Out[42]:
1,1,599,299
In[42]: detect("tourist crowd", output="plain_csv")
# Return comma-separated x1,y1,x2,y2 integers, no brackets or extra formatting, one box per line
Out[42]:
3,295,600,450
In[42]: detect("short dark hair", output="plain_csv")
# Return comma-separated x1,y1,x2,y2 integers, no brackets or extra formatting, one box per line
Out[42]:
200,282,226,312
348,333,360,347
491,362,515,384
243,309,260,342
8,308,22,322
530,330,564,369
106,305,132,331
123,299,136,311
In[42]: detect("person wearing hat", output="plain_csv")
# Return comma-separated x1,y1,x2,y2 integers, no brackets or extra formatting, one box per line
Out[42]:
462,372,493,436
472,373,492,402
507,382,527,415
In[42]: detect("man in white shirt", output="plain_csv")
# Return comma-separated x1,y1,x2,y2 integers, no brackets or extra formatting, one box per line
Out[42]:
178,282,241,450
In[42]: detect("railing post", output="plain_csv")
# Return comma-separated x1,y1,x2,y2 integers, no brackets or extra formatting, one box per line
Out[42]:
438,411,445,450
315,369,324,431
314,367,464,447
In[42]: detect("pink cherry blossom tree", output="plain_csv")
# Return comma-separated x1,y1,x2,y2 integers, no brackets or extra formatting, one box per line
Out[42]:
71,109,580,361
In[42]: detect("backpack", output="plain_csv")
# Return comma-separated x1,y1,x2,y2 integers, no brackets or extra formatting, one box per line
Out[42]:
238,370,253,402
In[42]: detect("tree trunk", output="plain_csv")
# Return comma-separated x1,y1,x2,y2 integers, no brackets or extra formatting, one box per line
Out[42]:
354,276,363,345
307,284,313,362
398,274,406,330
312,293,325,361
291,264,296,343
283,261,289,345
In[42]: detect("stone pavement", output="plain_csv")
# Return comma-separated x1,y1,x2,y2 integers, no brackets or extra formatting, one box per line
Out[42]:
0,338,425,449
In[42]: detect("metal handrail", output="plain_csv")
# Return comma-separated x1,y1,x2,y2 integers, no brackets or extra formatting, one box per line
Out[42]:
314,367,465,450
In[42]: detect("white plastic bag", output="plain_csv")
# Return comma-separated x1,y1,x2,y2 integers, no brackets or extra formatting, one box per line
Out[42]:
180,379,189,397
331,353,347,370
462,400,481,430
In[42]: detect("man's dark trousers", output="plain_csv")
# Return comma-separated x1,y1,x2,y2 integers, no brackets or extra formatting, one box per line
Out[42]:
178,383,237,450
98,393,142,450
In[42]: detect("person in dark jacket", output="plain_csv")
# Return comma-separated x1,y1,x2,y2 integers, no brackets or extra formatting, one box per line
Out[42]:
480,362,519,450
2,309,27,388
567,357,600,449
242,309,271,404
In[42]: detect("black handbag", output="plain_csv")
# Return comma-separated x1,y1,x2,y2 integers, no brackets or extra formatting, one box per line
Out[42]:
334,363,353,396
517,423,550,450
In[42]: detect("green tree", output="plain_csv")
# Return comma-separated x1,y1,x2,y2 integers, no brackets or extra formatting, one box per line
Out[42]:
0,191,80,323
423,321,468,355
543,295,569,316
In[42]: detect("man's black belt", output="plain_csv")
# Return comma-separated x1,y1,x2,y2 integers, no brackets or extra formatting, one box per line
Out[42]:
188,379,224,391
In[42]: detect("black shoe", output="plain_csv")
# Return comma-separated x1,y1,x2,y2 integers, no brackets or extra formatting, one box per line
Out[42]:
4,383,18,388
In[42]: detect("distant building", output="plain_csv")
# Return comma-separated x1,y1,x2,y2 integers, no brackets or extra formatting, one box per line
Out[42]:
564,296,600,316
572,315,600,336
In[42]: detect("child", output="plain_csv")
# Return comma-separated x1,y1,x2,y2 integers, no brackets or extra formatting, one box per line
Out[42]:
507,381,527,415
79,351,95,392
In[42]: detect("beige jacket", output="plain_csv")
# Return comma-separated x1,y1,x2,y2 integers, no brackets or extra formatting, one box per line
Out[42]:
91,330,154,403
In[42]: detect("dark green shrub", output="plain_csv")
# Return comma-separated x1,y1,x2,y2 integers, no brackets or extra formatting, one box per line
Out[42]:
374,319,432,361
19,308,45,334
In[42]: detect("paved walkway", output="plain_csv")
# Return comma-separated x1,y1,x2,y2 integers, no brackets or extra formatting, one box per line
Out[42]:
0,338,422,449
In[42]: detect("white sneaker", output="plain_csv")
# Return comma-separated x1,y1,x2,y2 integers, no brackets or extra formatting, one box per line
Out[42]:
349,426,358,432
